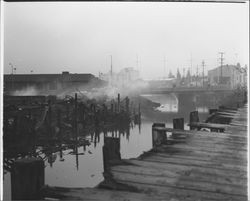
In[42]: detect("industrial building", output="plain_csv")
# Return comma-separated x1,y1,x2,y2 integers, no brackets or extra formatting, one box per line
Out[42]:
4,71,105,95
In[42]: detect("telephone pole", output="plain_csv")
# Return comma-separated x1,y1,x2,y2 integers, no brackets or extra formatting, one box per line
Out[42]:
218,52,225,84
196,65,198,87
110,55,113,76
202,60,205,87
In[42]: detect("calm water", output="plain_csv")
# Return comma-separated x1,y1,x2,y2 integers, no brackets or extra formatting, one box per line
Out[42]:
3,93,212,200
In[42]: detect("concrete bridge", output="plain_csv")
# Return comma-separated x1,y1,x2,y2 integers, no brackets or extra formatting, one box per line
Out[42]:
141,86,236,115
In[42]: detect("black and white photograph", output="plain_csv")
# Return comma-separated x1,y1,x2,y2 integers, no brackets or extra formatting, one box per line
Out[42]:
1,0,249,200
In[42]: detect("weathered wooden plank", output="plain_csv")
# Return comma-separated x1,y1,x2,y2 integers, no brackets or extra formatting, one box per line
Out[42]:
153,152,247,166
125,159,247,179
111,169,247,196
42,186,167,201
167,137,248,150
155,146,246,162
112,175,247,201
187,122,229,130
142,155,246,172
159,143,247,157
111,165,247,188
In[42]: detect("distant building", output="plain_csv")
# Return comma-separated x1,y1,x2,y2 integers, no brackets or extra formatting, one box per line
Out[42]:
4,71,105,95
208,63,247,89
99,67,140,85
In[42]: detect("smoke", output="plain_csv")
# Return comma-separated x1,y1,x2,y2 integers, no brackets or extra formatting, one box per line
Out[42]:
75,79,149,101
11,86,39,96
9,78,149,102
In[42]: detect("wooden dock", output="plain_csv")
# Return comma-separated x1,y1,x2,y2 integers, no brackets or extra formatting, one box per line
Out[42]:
42,105,248,201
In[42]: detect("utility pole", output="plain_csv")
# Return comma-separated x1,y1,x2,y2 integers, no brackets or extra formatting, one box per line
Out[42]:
110,55,113,76
218,52,225,84
196,65,198,87
110,55,113,85
190,53,193,78
136,54,139,71
163,56,166,78
202,60,205,87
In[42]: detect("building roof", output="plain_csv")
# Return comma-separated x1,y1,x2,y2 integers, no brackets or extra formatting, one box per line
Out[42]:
4,72,96,83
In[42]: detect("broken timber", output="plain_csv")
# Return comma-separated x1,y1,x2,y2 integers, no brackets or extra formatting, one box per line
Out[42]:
42,105,248,201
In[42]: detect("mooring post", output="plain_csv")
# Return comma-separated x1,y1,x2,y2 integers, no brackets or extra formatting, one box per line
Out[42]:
209,109,218,115
117,93,120,113
11,157,44,200
47,100,52,137
189,111,199,130
111,103,114,113
152,123,166,148
173,118,184,130
74,93,78,140
57,109,61,137
125,97,129,114
102,136,121,170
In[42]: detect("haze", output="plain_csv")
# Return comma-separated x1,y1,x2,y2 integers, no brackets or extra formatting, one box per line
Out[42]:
3,2,249,79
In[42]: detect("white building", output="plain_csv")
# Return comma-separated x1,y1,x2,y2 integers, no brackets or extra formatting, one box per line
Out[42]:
99,67,140,85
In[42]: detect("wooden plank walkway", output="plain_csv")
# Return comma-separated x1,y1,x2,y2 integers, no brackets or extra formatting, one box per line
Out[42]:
43,105,248,201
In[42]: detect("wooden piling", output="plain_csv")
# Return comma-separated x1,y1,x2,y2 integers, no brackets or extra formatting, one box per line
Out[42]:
152,123,166,148
102,136,121,170
189,111,199,130
57,109,61,137
117,93,120,113
11,157,44,200
173,118,184,130
126,97,129,114
209,109,218,115
74,93,78,139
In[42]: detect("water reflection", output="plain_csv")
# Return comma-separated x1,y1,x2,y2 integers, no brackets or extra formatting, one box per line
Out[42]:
3,93,216,200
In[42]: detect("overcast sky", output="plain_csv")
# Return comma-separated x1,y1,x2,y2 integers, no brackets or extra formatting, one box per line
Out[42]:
3,2,249,79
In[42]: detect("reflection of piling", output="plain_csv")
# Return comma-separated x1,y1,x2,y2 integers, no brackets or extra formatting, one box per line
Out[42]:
189,111,199,130
102,136,121,170
152,123,166,148
11,157,44,200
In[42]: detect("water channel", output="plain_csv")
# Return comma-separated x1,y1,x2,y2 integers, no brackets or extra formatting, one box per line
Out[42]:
3,93,216,200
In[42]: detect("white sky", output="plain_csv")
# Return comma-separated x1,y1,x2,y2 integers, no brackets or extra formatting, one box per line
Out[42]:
3,2,249,79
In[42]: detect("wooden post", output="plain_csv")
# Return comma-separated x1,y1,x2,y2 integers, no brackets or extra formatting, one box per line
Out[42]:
117,93,120,113
152,123,166,148
66,102,69,122
125,97,129,114
102,136,121,170
47,100,52,137
209,109,218,115
189,111,199,130
138,103,141,121
173,118,184,130
11,157,44,200
57,109,61,137
74,93,78,139
111,103,114,113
